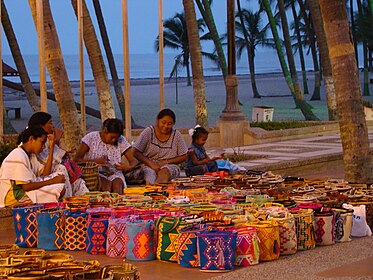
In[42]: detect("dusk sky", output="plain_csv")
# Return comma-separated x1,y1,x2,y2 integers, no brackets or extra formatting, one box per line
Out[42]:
2,0,251,56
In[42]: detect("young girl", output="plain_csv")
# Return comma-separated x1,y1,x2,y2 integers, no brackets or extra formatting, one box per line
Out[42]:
27,112,89,196
0,126,66,207
184,126,219,177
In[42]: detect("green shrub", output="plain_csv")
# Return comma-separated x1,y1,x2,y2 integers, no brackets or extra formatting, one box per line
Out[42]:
250,121,321,131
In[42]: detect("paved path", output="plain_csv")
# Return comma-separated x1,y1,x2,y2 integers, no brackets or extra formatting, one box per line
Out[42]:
208,132,373,171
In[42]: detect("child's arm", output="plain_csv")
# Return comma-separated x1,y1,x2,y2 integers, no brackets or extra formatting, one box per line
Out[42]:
41,135,55,176
189,148,211,166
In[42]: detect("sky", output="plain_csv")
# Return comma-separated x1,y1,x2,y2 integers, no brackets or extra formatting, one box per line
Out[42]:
2,0,248,56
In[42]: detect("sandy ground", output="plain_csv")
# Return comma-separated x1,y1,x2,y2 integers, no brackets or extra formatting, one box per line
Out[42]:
4,71,373,133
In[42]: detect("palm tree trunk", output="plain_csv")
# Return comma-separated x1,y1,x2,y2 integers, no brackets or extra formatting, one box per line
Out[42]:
195,0,227,79
291,0,309,95
71,0,115,121
237,0,261,98
28,0,82,152
182,0,208,127
1,0,40,112
263,0,318,120
308,0,338,120
92,0,139,127
356,0,370,96
298,0,321,99
319,0,373,183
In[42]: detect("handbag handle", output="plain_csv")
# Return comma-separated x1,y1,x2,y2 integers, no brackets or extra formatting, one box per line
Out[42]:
155,216,181,233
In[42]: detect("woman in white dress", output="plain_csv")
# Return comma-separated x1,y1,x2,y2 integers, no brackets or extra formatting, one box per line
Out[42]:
74,118,138,194
0,126,65,207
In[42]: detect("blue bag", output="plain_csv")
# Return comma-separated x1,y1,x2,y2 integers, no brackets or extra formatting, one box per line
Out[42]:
37,208,65,250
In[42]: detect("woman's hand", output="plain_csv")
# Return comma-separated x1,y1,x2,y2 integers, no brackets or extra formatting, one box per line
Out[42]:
54,128,64,146
149,161,161,172
95,156,109,165
114,163,131,172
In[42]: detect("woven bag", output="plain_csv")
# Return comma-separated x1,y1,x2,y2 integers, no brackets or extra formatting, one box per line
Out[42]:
106,216,131,258
124,219,156,261
177,225,206,268
268,212,297,255
314,208,335,246
36,208,65,250
86,211,111,255
12,204,45,248
291,208,316,250
64,210,87,251
78,162,100,191
155,216,182,262
197,230,237,272
233,226,259,266
246,220,280,261
332,208,353,242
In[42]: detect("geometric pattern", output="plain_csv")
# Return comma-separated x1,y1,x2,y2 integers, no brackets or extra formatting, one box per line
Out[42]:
315,213,335,246
234,227,259,266
64,211,87,251
12,204,44,248
177,231,199,268
155,218,181,262
106,219,129,258
271,216,297,255
125,220,155,261
86,215,109,255
36,209,65,250
250,221,280,261
293,210,316,251
197,231,237,271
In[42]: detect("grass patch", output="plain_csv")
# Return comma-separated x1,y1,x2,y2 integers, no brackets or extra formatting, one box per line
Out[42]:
250,121,323,131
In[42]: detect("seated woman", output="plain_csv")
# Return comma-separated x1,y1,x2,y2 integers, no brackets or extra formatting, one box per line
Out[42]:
0,126,66,207
28,112,89,196
74,118,137,194
133,108,188,185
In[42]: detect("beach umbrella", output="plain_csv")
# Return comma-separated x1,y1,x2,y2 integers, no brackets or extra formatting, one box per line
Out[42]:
36,0,47,113
158,0,164,110
78,0,86,134
122,0,131,141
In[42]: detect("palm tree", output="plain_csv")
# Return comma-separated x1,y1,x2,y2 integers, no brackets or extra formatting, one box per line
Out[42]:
235,6,271,98
92,0,139,128
182,0,208,127
154,12,211,86
70,0,115,121
307,0,338,120
261,0,318,120
2,0,40,112
319,0,373,183
28,0,82,151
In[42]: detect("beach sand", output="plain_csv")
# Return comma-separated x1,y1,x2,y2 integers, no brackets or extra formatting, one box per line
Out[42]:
4,72,373,133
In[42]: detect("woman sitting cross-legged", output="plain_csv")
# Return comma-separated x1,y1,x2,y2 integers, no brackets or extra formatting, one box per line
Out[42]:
133,108,188,185
74,118,138,194
0,126,66,207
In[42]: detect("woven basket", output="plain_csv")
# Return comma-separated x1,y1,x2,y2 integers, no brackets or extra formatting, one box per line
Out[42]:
78,162,100,191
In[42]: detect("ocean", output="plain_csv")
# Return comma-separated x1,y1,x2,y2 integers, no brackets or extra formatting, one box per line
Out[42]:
3,49,315,82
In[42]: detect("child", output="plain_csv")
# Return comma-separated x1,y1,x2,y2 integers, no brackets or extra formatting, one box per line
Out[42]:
0,126,66,207
184,126,220,177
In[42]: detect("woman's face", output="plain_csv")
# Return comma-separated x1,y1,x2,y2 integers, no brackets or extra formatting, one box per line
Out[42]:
103,131,121,145
30,135,47,154
157,115,174,134
41,119,54,134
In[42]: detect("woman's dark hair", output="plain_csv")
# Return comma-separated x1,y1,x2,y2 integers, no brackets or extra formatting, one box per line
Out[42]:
192,126,209,142
28,112,52,127
102,118,124,135
17,126,47,144
157,108,176,123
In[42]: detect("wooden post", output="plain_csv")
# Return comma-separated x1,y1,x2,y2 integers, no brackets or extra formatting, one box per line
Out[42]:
0,1,3,135
122,0,131,141
37,0,47,112
78,0,86,134
158,0,164,109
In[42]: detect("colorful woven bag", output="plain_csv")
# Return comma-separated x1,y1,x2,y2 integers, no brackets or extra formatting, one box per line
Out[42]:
177,225,206,268
106,216,131,258
12,204,44,248
268,212,297,255
64,210,87,251
36,208,65,250
291,208,316,250
86,211,111,254
332,208,353,242
233,226,259,266
314,208,335,246
197,230,237,272
124,219,156,261
155,216,182,262
247,220,280,261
